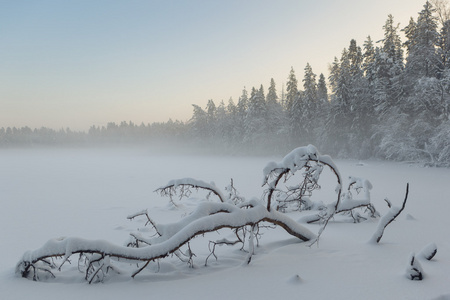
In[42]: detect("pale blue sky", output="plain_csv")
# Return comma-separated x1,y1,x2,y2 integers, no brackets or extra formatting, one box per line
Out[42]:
1,0,427,130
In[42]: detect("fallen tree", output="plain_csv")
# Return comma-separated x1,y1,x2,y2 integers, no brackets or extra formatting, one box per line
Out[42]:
15,145,387,283
16,199,316,282
17,146,331,283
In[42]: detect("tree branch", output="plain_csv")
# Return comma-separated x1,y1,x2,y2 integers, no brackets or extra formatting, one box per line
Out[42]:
17,201,315,281
370,183,409,244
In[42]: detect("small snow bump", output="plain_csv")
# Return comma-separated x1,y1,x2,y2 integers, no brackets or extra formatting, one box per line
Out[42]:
286,274,302,285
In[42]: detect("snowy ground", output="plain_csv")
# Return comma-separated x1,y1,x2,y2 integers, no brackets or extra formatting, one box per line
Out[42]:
1,147,449,300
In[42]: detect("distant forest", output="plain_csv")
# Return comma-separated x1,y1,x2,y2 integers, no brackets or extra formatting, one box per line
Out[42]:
3,1,450,166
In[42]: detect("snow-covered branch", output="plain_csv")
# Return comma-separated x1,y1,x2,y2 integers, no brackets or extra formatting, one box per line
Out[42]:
16,201,315,282
300,176,378,224
370,183,409,244
155,178,226,204
262,145,342,212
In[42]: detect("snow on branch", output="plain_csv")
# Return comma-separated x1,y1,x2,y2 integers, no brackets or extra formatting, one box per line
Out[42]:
155,178,226,204
262,144,342,212
418,242,437,261
370,183,409,244
405,253,423,280
299,176,379,225
16,201,316,282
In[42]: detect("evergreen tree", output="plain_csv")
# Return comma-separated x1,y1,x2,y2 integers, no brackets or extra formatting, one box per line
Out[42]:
317,73,328,103
328,57,340,95
205,99,217,138
403,17,417,56
438,19,450,72
363,36,376,83
405,1,440,80
289,91,304,145
244,86,267,147
190,104,208,140
285,68,302,144
236,88,248,143
382,14,404,65
302,63,318,143
285,67,301,145
326,48,353,156
266,78,284,143
315,73,329,150
348,39,364,77
215,100,228,141
286,67,298,112
266,78,278,104
226,98,239,145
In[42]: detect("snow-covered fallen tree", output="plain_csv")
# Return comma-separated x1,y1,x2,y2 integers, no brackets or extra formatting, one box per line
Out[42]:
16,199,316,283
17,146,330,283
14,145,391,283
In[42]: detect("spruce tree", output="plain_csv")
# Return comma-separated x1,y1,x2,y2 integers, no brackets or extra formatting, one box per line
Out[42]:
317,73,328,104
266,78,278,105
302,63,318,143
405,1,440,79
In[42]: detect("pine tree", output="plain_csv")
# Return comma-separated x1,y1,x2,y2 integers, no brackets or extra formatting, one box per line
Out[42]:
317,73,328,103
286,67,298,113
326,48,354,156
363,36,376,83
405,1,440,80
205,99,217,139
328,57,340,95
438,20,450,73
215,100,228,141
244,86,267,147
235,88,248,144
190,104,208,140
348,39,364,78
303,63,317,101
302,63,318,143
265,78,284,144
372,15,405,114
403,17,417,56
285,67,301,144
315,73,329,150
382,14,404,65
266,78,278,105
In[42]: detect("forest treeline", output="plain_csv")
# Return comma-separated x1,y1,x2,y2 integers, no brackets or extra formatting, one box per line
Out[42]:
2,1,450,166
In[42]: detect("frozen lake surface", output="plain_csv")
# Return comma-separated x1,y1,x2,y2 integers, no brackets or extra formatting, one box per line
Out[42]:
1,147,450,299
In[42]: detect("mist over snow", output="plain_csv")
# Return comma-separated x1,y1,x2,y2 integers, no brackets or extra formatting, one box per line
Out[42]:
1,147,450,299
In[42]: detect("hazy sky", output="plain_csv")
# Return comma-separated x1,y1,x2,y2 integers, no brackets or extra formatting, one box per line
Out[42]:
1,0,428,131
